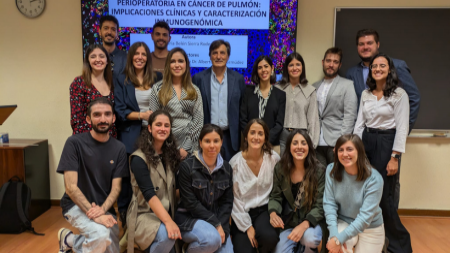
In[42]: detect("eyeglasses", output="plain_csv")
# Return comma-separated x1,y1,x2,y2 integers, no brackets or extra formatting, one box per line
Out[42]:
370,64,387,70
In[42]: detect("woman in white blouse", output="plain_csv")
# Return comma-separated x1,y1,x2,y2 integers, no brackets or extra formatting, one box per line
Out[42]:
353,53,412,253
149,47,203,159
229,119,280,253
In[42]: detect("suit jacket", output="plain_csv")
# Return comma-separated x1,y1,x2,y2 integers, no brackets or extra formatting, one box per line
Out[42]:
240,85,286,145
113,72,163,153
192,68,246,151
312,75,358,146
346,58,420,131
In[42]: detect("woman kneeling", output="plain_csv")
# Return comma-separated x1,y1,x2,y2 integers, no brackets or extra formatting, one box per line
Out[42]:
269,129,327,253
127,110,182,253
324,134,384,253
230,119,280,253
175,124,234,253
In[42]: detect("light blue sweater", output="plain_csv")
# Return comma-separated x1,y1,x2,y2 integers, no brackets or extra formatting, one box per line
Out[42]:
323,163,383,244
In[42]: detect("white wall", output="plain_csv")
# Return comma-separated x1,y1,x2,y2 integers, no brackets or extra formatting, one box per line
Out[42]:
0,0,82,201
0,0,449,210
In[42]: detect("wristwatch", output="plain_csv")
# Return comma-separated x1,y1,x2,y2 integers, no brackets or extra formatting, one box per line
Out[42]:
391,153,401,160
334,237,340,246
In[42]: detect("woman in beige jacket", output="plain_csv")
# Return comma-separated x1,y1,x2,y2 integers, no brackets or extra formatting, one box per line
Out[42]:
126,109,182,253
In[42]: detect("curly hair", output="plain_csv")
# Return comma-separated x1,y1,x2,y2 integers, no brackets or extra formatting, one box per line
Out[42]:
279,129,322,212
241,119,272,155
136,110,181,172
366,53,399,98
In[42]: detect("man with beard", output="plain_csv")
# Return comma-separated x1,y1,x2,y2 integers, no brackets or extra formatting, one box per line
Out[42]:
99,15,130,226
346,29,420,132
150,21,171,73
98,15,127,75
57,97,128,253
312,47,357,166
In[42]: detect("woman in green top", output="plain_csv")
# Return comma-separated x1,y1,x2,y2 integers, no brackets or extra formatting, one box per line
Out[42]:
268,129,327,253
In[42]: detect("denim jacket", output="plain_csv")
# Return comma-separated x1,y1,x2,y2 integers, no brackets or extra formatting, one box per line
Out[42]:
175,151,234,240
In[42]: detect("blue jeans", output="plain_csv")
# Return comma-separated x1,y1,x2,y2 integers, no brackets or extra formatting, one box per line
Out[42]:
145,223,176,253
274,225,322,253
181,220,233,253
64,205,119,253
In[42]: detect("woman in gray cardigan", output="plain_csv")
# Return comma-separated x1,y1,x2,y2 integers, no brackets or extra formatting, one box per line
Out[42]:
275,52,320,155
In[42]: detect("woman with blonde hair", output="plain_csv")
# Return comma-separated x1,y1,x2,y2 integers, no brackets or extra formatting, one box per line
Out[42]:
149,47,203,159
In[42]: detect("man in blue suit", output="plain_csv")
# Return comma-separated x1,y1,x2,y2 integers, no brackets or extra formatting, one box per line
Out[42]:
193,40,246,161
346,29,421,211
346,29,420,132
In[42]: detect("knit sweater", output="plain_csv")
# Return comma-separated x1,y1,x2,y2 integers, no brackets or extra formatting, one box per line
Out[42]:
323,163,383,243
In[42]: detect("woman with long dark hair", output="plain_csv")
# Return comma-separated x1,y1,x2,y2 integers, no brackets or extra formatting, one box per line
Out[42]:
275,53,319,155
353,53,412,253
268,129,327,253
70,44,116,137
229,119,280,253
114,41,162,154
114,42,162,224
126,109,182,253
149,47,203,159
324,134,384,253
240,55,286,152
175,124,234,253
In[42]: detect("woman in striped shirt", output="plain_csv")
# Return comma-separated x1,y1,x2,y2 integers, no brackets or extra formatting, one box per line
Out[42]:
149,47,203,159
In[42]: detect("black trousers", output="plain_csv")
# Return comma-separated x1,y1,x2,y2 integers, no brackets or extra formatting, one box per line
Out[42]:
316,146,334,167
220,129,238,162
231,205,279,253
117,153,133,214
362,128,412,253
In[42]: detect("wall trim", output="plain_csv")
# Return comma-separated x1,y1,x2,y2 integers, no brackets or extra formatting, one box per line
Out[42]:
398,209,450,217
51,200,60,206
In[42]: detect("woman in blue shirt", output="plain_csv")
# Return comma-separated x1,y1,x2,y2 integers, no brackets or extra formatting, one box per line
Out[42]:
323,134,384,253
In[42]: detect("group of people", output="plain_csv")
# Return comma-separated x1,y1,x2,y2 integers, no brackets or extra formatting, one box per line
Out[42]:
58,14,420,253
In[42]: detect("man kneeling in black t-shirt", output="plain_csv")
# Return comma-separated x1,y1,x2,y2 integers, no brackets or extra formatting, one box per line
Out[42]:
57,97,128,253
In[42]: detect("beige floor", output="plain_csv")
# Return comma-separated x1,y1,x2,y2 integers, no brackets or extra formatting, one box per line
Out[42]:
0,207,449,253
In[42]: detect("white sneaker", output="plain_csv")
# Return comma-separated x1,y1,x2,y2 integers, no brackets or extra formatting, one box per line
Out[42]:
58,228,73,253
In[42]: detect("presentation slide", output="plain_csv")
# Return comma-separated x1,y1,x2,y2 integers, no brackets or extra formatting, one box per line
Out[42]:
130,34,248,68
81,0,298,83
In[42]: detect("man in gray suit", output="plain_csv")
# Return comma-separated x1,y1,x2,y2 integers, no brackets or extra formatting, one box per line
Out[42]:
313,47,358,166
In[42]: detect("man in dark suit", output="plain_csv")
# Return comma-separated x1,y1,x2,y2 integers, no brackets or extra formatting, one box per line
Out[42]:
192,40,246,161
346,29,420,132
98,15,127,75
313,47,357,167
346,29,421,210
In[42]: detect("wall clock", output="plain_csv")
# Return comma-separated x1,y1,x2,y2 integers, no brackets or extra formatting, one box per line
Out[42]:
16,0,45,18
